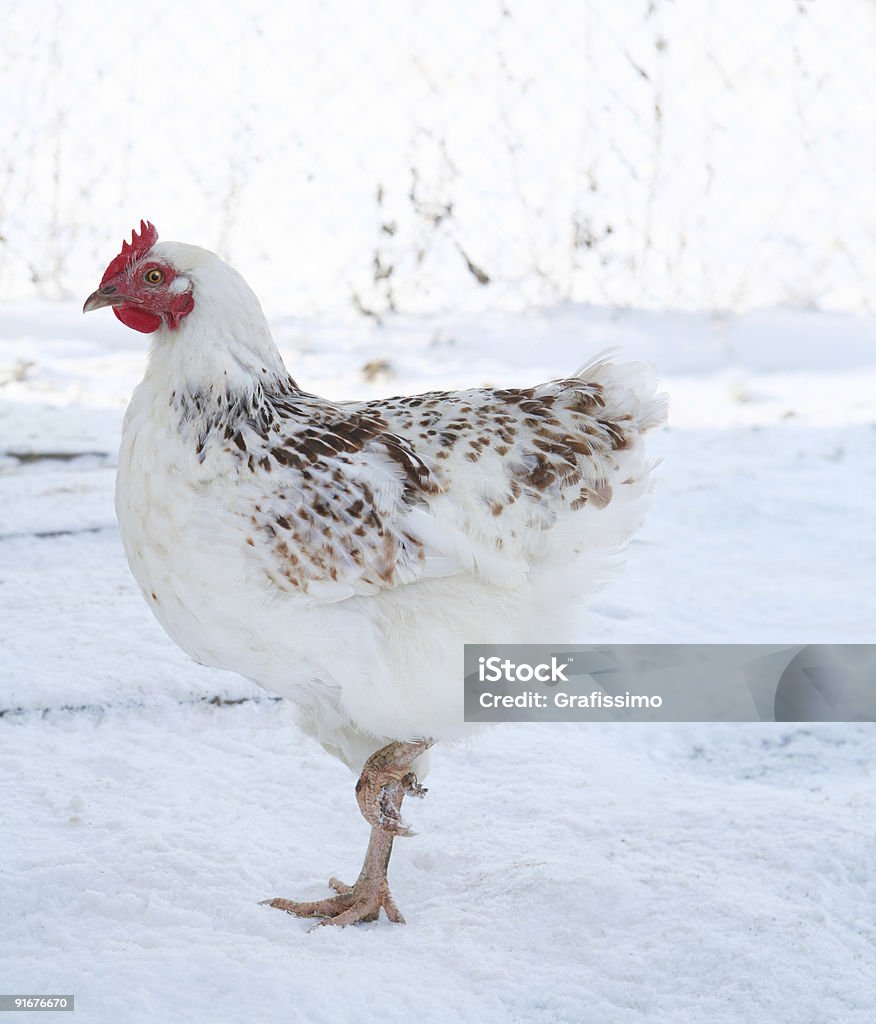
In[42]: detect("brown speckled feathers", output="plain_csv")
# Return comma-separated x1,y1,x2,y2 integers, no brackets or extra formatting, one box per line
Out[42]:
168,365,663,600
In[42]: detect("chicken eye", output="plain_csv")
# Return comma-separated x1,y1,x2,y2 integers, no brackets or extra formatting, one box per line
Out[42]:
144,268,164,285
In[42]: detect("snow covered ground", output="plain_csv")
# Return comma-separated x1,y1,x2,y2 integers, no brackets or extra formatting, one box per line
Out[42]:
1,301,875,1022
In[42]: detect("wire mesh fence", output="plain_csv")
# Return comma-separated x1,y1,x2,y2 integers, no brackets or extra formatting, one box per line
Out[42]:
1,0,875,316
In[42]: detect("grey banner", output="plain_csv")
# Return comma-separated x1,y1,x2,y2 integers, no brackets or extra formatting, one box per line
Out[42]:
464,645,876,722
0,996,74,1012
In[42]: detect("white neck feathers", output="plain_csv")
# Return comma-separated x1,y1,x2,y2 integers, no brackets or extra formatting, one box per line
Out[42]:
143,242,289,399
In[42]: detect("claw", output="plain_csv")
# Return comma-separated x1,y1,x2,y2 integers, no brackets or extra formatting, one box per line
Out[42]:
355,739,433,835
263,738,436,927
402,772,428,799
261,874,401,927
376,783,416,836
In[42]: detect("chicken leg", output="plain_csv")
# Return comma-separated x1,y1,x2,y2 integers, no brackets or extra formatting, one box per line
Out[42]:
261,738,434,926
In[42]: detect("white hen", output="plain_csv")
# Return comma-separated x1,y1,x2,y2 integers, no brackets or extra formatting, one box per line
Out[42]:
84,221,666,925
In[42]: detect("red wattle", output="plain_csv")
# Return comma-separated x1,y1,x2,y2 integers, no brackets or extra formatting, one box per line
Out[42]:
114,305,163,334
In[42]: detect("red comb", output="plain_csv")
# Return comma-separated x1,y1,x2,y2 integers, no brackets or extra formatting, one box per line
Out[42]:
100,220,159,284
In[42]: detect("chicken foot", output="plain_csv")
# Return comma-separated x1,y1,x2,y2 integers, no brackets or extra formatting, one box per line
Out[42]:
261,738,434,926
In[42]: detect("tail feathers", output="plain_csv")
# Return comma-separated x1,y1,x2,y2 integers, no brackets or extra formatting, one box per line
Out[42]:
576,353,668,434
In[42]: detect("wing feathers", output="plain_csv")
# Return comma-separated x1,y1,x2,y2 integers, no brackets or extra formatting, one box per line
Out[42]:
204,360,665,603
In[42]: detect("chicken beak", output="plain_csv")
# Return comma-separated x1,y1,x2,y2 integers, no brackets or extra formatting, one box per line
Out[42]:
83,286,126,313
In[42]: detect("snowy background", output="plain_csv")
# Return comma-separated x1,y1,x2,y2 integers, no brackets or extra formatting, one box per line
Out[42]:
2,2,876,1022
3,0,876,314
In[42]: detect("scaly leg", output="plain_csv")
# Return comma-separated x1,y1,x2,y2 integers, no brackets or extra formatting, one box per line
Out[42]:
261,738,434,926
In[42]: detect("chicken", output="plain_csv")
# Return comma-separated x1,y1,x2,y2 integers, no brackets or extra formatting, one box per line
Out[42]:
83,221,667,926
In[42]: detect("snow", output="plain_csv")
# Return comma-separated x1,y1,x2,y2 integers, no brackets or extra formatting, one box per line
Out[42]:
2,301,875,1022
3,1,876,314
